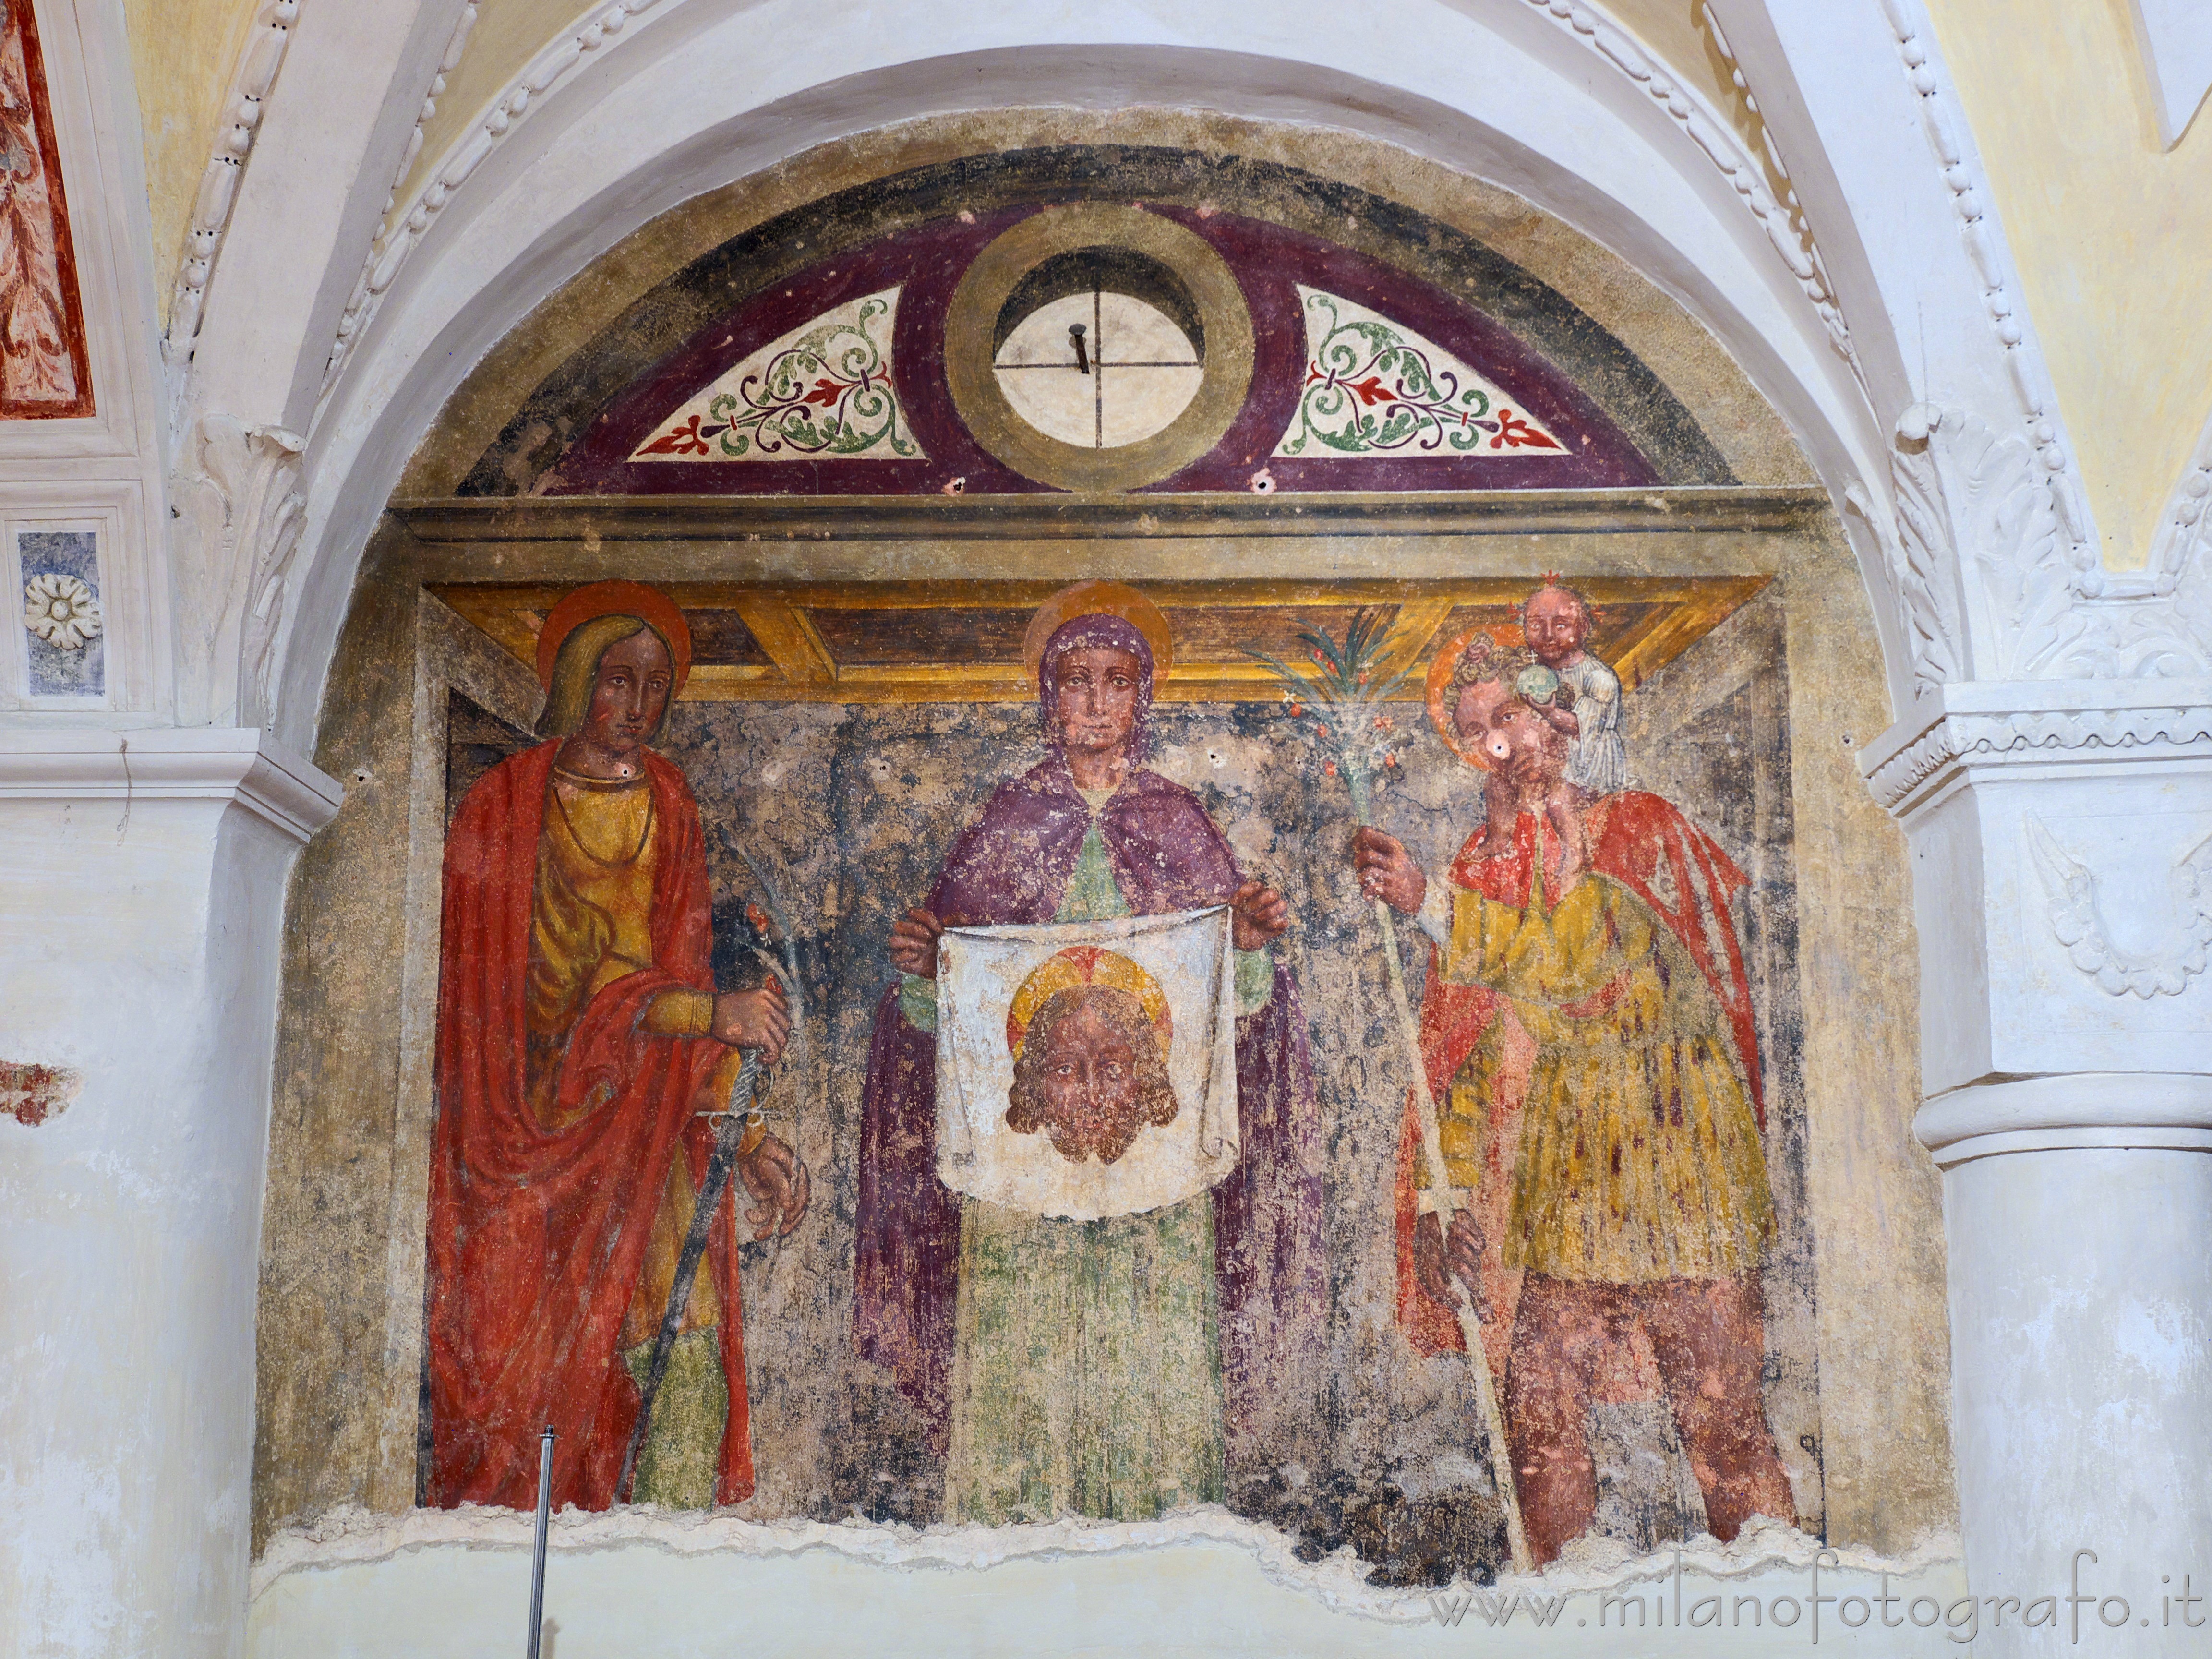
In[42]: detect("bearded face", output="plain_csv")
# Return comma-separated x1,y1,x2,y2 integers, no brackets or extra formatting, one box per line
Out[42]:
1005,986,1179,1164
1453,675,1575,786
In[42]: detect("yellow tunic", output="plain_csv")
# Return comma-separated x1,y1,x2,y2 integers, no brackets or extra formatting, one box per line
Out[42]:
524,769,736,1341
1431,855,1772,1283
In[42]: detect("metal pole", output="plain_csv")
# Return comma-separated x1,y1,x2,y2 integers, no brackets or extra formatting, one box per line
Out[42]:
526,1425,554,1659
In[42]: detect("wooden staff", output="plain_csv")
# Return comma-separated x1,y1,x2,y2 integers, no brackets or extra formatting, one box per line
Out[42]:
1373,898,1534,1575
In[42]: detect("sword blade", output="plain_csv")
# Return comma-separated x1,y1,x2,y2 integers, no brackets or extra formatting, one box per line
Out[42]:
616,1047,762,1503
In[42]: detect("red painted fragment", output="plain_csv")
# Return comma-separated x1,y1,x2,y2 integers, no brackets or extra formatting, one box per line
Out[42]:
0,1060,80,1126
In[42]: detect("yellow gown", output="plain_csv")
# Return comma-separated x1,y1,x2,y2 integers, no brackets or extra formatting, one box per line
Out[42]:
1431,848,1773,1283
521,767,763,1505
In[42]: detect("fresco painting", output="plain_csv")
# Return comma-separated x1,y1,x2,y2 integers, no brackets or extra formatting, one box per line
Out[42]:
0,0,91,417
421,559,1813,1579
424,581,806,1514
248,149,1876,1587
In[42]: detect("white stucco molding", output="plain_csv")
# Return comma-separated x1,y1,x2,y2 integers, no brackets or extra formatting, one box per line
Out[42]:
187,0,468,431
169,413,306,728
2142,407,2212,601
1860,678,2212,818
1873,0,2098,566
310,0,1860,421
164,0,305,360
0,726,343,842
1864,678,2212,1088
320,0,651,398
1848,405,2212,700
1916,1073,2212,1167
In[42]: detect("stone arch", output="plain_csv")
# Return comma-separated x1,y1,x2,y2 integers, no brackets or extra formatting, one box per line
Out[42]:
255,15,1933,762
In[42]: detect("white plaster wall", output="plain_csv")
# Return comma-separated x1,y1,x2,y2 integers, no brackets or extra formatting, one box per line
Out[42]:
246,1517,1971,1658
0,805,273,1656
0,753,331,1659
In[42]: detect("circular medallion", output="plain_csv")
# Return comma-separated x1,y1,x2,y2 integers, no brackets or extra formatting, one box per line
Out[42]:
945,206,1254,492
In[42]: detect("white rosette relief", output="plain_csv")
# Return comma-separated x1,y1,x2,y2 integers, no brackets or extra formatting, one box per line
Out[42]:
16,529,103,698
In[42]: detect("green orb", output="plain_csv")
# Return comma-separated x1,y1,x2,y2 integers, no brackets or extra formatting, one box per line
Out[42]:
1515,664,1562,705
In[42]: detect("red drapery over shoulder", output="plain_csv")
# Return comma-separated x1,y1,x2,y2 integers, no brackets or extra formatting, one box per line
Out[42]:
425,738,753,1509
1395,792,1764,1357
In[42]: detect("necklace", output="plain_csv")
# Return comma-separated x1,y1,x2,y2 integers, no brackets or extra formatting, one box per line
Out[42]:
551,774,654,866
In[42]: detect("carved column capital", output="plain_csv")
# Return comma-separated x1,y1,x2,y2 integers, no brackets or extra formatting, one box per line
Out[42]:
169,411,308,728
1861,678,2212,1088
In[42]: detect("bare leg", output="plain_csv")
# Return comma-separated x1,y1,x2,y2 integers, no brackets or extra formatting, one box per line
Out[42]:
1502,1274,1614,1564
1637,1275,1796,1542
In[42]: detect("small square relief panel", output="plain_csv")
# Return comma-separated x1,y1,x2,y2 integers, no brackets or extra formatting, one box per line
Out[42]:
14,524,104,702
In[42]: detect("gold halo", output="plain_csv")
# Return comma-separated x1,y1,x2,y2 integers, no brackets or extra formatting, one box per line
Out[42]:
1005,946,1173,1059
536,580,693,694
1424,624,1522,771
1022,580,1175,682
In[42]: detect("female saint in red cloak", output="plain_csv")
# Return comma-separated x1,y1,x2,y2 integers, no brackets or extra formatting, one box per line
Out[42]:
425,580,807,1511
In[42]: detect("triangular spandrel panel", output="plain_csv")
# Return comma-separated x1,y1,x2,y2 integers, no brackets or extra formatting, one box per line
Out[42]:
1274,289,1567,460
629,289,924,463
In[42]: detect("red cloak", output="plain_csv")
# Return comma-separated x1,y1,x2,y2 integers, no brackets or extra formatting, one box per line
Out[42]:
425,738,753,1509
1395,792,1764,1358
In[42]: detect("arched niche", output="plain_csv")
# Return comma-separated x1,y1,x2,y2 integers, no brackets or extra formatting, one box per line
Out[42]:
255,119,1946,1584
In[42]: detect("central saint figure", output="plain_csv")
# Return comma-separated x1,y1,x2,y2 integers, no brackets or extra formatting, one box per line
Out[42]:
854,581,1326,1523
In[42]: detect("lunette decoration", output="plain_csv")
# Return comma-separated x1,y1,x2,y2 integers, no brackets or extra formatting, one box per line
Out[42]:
1275,290,1563,459
1244,611,1534,1573
633,290,921,463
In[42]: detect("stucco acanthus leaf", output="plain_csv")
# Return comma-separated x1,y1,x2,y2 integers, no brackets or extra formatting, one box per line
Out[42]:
2026,814,2212,998
165,0,302,360
1861,405,2185,690
2116,415,2212,674
170,414,307,728
1920,410,2086,680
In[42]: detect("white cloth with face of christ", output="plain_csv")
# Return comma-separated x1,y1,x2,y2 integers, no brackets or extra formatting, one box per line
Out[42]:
934,905,1241,1221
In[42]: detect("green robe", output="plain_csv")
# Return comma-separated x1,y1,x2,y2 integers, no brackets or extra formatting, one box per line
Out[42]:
903,808,1269,1521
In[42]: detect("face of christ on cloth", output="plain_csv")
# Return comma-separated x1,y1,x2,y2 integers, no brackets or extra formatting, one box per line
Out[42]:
1005,985,1180,1165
